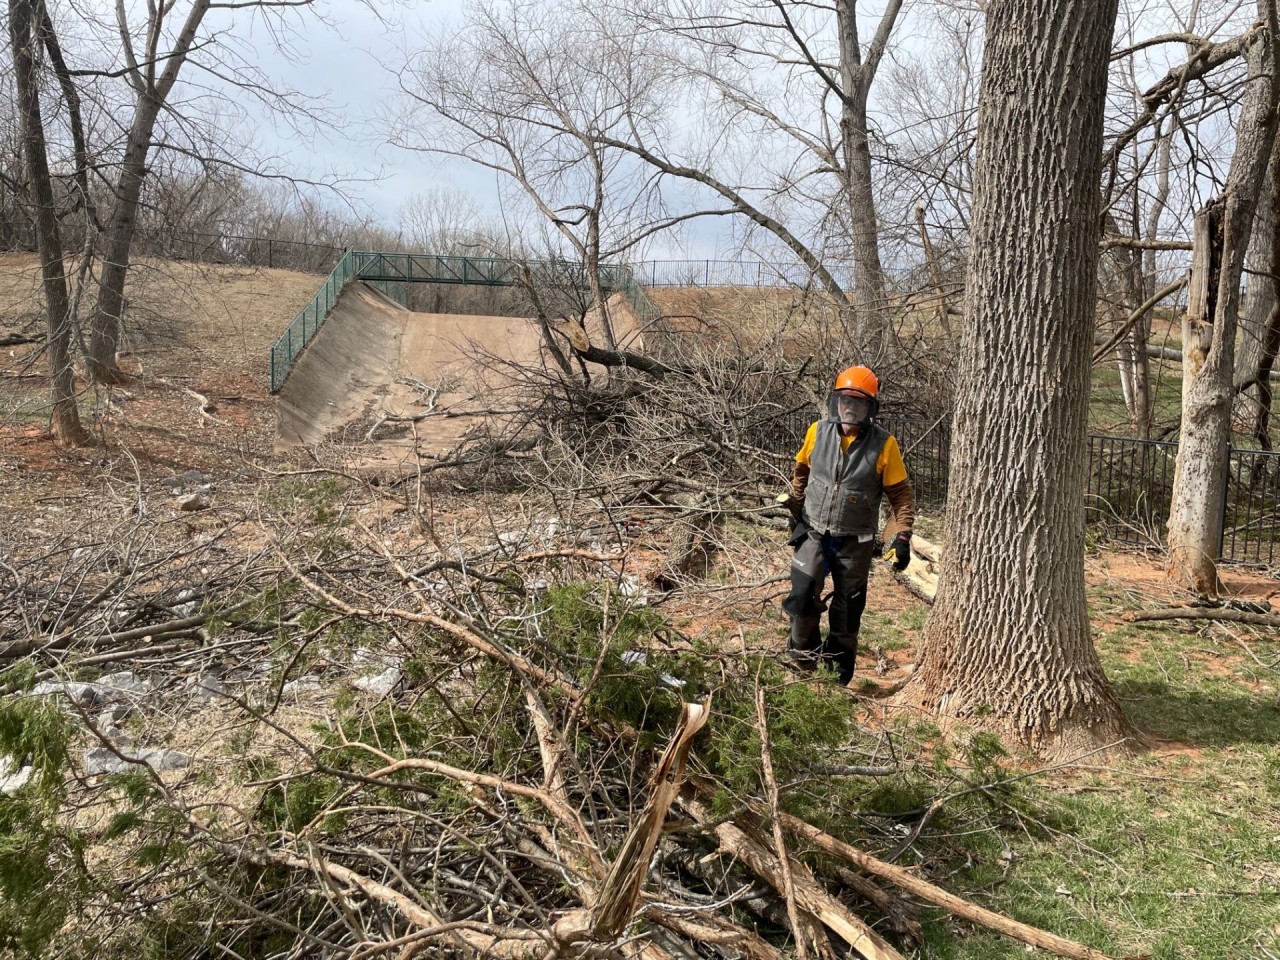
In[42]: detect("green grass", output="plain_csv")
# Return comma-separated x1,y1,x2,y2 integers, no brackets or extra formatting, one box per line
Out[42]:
903,580,1280,959
1088,357,1185,436
860,599,928,653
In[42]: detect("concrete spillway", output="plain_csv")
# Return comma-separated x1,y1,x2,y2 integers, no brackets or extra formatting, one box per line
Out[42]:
276,281,640,453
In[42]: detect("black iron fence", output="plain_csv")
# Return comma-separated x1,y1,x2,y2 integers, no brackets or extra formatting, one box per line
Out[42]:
131,231,344,273
765,414,1279,565
1085,435,1178,549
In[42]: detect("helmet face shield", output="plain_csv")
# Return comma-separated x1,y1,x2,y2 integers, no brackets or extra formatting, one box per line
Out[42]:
829,388,875,428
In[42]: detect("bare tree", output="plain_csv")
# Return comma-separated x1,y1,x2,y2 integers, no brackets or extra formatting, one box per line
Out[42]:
86,0,224,383
8,0,89,444
398,187,488,253
835,0,901,354
893,0,1134,757
621,0,908,358
395,0,729,352
1167,9,1279,595
81,0,355,382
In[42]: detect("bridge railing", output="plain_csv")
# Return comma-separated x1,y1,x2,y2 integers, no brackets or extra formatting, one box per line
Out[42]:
269,251,356,392
268,252,645,392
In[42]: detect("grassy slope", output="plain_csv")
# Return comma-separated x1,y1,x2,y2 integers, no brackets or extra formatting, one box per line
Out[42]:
849,571,1280,960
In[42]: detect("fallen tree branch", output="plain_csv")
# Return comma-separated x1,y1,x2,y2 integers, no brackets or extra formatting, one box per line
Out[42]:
0,333,40,346
682,796,907,960
778,814,1125,960
156,377,228,425
1125,607,1280,628
592,701,710,939
0,597,257,661
755,685,811,959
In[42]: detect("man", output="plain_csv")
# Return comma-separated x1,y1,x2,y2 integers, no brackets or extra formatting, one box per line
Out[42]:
779,365,915,684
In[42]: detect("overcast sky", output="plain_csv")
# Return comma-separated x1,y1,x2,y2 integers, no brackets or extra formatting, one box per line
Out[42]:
229,0,732,257
240,2,475,223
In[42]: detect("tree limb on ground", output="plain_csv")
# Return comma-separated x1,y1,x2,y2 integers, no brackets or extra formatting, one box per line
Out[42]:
1125,607,1280,628
778,814,1127,960
0,333,41,346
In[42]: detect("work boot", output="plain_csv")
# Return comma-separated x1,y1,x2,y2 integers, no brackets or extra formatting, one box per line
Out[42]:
784,615,821,672
783,647,819,673
821,636,858,686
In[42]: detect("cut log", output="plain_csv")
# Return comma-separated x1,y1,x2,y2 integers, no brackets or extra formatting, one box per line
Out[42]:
1125,607,1280,628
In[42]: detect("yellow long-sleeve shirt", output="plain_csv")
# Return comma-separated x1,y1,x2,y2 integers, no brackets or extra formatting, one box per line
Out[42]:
790,423,914,539
794,423,909,486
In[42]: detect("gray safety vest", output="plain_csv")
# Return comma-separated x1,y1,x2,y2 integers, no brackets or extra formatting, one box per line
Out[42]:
802,421,888,536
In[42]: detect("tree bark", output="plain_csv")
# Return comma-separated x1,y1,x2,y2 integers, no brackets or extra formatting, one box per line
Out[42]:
1167,19,1279,596
1232,142,1277,424
9,0,89,445
836,0,892,359
1234,142,1280,449
88,0,212,384
892,0,1133,758
88,107,158,383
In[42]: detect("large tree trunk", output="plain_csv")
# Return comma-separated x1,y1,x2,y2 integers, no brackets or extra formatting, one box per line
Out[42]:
1167,23,1279,596
9,0,89,445
1234,145,1280,448
892,0,1133,758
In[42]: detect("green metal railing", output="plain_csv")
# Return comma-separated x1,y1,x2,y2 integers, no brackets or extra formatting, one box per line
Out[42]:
268,250,658,393
270,250,356,392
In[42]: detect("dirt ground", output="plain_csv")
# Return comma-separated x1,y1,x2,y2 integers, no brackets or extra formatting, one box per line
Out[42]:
3,252,1277,651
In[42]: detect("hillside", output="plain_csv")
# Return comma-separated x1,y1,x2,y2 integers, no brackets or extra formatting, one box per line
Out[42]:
1,254,1278,960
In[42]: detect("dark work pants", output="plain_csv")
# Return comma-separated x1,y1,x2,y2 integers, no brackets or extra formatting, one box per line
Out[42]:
781,531,875,682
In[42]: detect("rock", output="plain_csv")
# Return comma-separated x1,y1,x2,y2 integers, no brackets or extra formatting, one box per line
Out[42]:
191,674,225,701
0,757,33,795
30,681,100,706
177,493,210,512
173,588,200,618
526,577,550,596
84,746,190,776
180,469,210,486
351,647,403,696
352,666,402,696
618,574,647,605
281,676,323,698
31,671,148,709
96,705,129,728
99,725,132,747
98,671,148,696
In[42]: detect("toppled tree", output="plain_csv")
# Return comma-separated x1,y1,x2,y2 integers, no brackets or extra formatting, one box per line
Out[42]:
0,472,1130,960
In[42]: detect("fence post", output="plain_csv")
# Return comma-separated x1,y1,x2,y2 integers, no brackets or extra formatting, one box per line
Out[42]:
268,239,274,269
1218,441,1232,560
705,260,710,285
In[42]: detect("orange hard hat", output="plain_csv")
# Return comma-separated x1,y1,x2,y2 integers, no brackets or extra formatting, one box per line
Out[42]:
833,365,878,398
